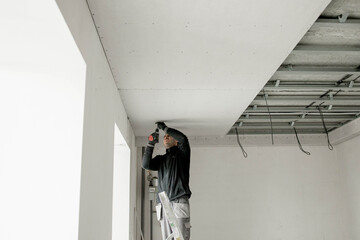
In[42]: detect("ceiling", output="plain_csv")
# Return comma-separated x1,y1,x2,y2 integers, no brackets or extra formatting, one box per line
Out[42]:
87,0,332,136
230,0,360,135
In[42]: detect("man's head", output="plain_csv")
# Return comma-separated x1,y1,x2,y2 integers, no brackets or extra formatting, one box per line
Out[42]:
163,134,178,149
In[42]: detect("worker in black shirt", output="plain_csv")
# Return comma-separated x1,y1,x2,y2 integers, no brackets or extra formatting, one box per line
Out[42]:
142,122,192,240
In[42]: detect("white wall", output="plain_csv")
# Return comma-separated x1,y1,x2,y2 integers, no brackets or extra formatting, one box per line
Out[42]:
144,144,348,240
336,134,360,240
191,146,347,240
55,1,138,240
113,123,131,240
0,1,86,239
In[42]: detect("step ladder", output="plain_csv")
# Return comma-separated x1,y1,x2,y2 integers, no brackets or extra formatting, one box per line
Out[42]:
158,191,185,240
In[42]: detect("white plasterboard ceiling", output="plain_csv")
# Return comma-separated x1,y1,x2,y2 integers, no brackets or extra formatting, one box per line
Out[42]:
87,0,331,136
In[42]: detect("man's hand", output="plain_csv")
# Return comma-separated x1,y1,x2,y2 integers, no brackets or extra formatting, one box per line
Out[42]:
156,122,167,131
148,129,159,146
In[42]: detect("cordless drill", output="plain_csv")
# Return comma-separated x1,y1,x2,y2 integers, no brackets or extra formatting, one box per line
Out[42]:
148,128,159,145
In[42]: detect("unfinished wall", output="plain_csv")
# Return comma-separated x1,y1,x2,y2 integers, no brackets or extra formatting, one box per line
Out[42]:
190,146,347,240
336,134,360,240
143,144,347,240
55,1,137,240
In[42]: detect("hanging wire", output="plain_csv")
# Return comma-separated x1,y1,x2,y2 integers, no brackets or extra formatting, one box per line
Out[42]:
262,89,274,145
353,75,360,82
293,126,311,155
317,105,334,150
235,128,248,158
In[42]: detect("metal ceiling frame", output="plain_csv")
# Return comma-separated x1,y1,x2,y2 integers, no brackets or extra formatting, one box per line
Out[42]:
230,0,360,135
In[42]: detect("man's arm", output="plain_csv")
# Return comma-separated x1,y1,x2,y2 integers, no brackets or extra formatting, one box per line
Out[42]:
142,145,162,170
157,122,190,157
142,130,163,170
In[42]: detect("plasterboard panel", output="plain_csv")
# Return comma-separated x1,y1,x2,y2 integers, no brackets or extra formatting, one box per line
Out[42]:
88,0,331,136
120,89,255,136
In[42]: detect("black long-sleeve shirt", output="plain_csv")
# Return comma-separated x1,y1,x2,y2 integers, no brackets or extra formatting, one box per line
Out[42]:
142,127,192,202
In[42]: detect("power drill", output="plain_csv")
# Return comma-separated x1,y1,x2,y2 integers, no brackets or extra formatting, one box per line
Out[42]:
148,128,159,145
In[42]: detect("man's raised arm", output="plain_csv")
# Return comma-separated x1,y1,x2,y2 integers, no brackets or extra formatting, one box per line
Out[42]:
142,130,162,170
157,122,190,157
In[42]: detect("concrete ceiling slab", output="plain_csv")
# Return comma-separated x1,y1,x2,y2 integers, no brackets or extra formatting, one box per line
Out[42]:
284,50,360,66
87,0,331,136
300,21,360,46
322,0,360,18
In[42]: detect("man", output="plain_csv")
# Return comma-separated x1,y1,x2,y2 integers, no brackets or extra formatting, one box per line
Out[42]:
142,122,192,240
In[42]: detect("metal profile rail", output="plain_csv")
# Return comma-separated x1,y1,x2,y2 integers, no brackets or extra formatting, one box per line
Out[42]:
263,86,360,92
314,18,360,24
243,112,360,116
228,129,332,134
233,123,341,128
231,126,341,131
251,99,360,106
237,117,353,123
292,45,360,52
244,106,360,113
268,80,360,84
276,66,360,75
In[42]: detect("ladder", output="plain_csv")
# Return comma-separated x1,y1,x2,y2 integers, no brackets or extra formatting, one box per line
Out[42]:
158,191,185,240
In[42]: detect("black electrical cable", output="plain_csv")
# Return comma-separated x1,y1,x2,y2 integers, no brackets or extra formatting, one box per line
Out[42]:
320,90,331,99
353,75,360,82
293,126,311,155
317,105,334,150
333,89,342,97
262,89,274,145
336,74,352,85
235,128,248,158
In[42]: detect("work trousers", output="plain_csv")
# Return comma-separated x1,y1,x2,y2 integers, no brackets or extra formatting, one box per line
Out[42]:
156,197,191,240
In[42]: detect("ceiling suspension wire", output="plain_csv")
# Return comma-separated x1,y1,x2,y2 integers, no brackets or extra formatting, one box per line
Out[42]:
262,89,274,145
293,126,311,155
235,128,248,158
317,105,334,150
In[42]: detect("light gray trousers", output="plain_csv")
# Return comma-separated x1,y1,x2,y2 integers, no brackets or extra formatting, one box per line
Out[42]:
156,197,191,240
